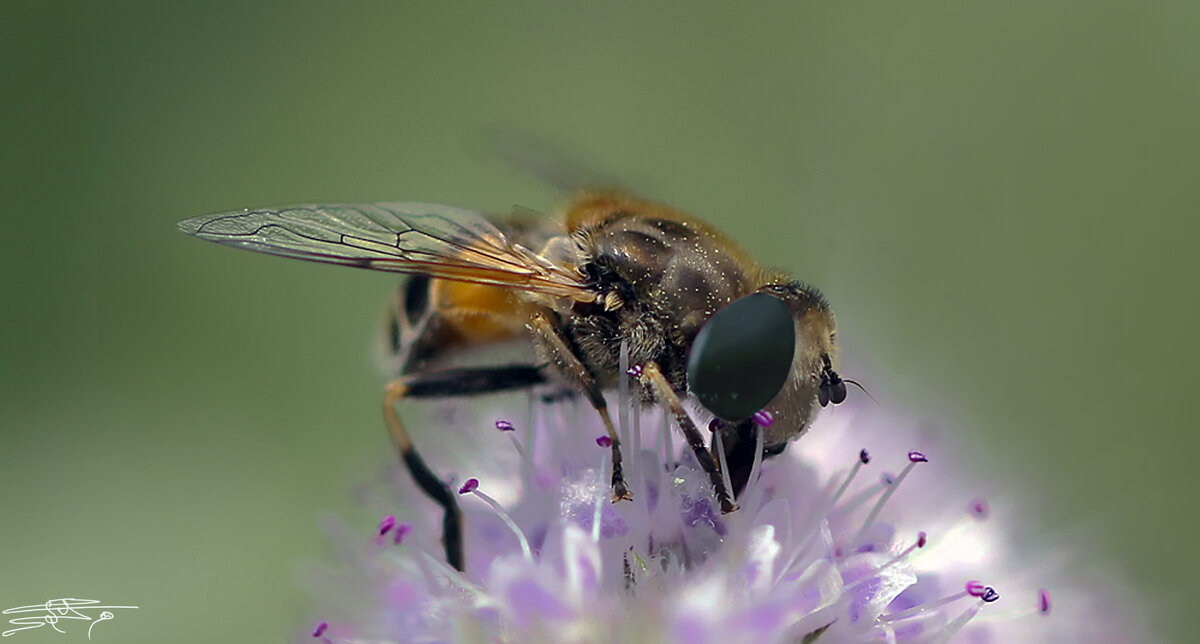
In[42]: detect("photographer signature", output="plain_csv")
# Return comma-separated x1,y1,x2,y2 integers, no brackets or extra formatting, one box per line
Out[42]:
2,598,137,639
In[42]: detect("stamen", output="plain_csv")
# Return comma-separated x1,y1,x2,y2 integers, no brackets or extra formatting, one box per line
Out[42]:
393,522,414,545
373,514,398,546
661,407,674,463
523,391,536,492
743,423,765,498
831,448,871,506
847,531,929,593
851,451,928,548
921,498,993,560
966,581,1000,602
418,551,487,596
882,584,975,623
907,582,999,641
753,410,774,428
836,478,891,516
312,621,328,638
937,601,985,640
596,435,613,448
506,432,530,467
1039,589,1052,615
618,341,631,464
497,416,532,470
593,449,611,542
462,479,533,562
970,498,989,520
712,426,735,507
630,375,644,496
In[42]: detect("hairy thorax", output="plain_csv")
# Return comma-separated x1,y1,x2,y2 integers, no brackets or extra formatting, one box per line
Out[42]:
561,213,761,394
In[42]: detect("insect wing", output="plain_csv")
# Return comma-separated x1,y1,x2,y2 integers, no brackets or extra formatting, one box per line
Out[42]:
178,203,591,300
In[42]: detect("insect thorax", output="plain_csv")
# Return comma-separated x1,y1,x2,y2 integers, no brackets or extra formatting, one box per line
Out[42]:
562,215,760,394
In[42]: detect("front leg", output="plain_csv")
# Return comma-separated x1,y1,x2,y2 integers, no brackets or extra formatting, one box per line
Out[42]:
638,361,738,513
528,309,634,502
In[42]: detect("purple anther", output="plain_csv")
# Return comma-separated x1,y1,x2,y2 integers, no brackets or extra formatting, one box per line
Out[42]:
859,449,871,464
495,419,515,432
1039,589,1052,614
981,587,1000,603
596,435,613,448
881,472,895,485
458,478,479,494
312,621,329,637
626,364,644,378
917,531,928,548
752,410,774,428
378,514,396,536
708,418,724,433
970,498,989,519
907,450,928,463
393,522,414,545
966,580,985,597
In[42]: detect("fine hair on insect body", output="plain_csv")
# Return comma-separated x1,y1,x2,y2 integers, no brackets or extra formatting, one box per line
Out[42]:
179,189,854,571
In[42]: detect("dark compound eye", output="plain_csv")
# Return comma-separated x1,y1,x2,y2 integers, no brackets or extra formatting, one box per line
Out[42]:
687,292,796,421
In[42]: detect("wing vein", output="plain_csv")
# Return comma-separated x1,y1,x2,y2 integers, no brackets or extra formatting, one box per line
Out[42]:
178,201,592,302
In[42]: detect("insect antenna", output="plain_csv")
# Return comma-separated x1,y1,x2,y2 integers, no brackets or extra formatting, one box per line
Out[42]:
843,378,878,404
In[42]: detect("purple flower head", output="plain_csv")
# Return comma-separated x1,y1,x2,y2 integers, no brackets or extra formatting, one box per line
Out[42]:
303,361,1151,643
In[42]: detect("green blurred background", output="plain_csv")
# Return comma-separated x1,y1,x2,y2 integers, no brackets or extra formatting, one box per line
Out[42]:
2,2,1194,641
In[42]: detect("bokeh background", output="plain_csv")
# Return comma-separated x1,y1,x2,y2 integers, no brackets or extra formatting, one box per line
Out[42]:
2,2,1195,641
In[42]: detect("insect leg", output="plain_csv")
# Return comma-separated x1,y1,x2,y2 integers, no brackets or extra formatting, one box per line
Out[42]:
638,361,738,513
527,310,634,503
384,364,546,572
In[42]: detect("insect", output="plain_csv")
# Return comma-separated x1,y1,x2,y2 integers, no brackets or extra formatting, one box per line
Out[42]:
178,190,850,571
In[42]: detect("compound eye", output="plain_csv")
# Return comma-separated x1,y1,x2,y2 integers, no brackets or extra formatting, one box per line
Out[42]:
818,384,831,407
687,292,796,421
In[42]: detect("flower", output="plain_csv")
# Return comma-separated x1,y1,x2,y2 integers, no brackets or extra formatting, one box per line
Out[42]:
301,364,1149,643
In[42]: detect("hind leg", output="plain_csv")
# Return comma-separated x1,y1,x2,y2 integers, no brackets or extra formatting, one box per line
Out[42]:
383,365,545,571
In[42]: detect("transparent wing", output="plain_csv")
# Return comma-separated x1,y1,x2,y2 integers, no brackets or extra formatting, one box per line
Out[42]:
177,202,593,301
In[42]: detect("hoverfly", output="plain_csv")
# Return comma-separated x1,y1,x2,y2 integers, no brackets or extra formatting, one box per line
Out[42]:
178,190,849,571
